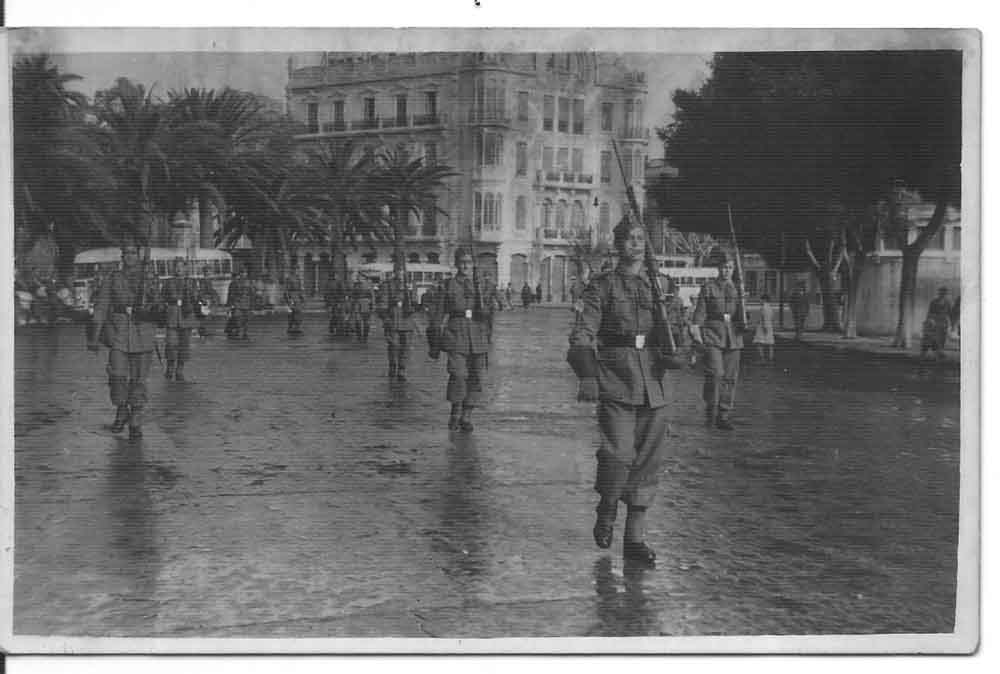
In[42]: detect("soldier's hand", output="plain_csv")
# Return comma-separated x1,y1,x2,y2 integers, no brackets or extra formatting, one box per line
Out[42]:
577,377,599,403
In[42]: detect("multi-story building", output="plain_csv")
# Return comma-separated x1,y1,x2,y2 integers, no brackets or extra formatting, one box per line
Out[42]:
285,51,649,301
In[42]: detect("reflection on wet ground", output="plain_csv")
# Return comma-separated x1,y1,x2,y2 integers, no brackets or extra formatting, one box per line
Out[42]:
14,310,960,637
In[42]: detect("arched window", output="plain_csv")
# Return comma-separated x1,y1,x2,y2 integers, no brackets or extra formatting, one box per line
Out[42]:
484,193,495,230
515,196,527,230
542,199,553,228
571,201,585,230
426,252,440,264
408,252,421,264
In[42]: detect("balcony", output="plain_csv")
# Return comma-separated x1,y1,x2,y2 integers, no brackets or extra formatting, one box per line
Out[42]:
297,113,448,138
535,170,597,188
619,126,650,141
413,113,443,126
467,109,513,126
321,120,347,133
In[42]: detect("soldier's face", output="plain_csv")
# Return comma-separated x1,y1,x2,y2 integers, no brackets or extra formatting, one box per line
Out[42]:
718,262,734,280
122,247,140,268
457,256,473,275
619,227,646,263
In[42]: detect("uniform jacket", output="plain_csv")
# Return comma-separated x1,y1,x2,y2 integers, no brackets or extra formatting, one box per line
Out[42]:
377,281,418,332
228,277,254,311
432,274,493,355
162,277,202,329
569,268,673,407
90,268,160,353
351,281,375,314
692,278,745,349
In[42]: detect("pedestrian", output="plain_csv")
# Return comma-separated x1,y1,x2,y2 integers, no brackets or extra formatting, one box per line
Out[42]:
691,250,746,431
227,268,254,340
505,282,513,310
566,219,673,567
86,235,162,440
789,282,809,340
376,270,418,380
284,272,305,335
535,282,543,305
430,247,494,432
950,294,961,338
920,287,953,360
161,258,202,381
752,293,776,362
521,282,533,309
351,273,375,343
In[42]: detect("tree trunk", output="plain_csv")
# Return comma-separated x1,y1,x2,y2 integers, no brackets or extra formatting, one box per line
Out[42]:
892,248,921,348
817,268,842,333
198,192,215,249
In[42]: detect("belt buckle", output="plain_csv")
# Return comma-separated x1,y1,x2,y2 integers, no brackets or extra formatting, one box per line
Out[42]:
634,334,645,349
465,309,473,319
177,299,183,306
723,313,731,322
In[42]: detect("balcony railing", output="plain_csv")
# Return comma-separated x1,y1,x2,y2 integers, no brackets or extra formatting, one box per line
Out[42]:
321,120,348,133
300,113,449,137
468,109,513,125
541,227,593,242
536,170,597,186
413,113,442,126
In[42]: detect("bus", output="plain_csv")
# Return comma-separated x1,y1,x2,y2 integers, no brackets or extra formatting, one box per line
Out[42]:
71,247,235,312
354,262,453,302
659,266,719,307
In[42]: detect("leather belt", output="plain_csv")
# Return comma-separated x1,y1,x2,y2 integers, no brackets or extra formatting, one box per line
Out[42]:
598,332,652,348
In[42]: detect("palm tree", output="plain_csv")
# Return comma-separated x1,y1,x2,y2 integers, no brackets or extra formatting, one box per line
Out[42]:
12,53,114,276
369,145,457,278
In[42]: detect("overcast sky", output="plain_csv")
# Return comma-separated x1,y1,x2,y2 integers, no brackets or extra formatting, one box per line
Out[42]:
54,51,711,159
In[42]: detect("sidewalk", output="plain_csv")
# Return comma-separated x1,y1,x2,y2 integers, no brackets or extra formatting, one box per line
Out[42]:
774,329,961,366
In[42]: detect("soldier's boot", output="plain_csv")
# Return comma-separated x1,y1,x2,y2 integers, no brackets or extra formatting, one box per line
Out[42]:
593,498,617,549
459,404,474,433
448,403,462,431
128,406,144,441
623,506,656,567
174,360,186,383
111,405,131,433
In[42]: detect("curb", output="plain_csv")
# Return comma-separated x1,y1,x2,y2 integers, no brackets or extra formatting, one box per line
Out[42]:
774,333,960,367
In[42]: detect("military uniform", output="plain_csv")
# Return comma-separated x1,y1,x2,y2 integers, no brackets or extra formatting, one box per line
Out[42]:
161,275,202,381
568,268,674,511
88,265,161,438
431,273,494,426
692,277,745,426
377,279,418,378
350,279,375,342
227,275,254,339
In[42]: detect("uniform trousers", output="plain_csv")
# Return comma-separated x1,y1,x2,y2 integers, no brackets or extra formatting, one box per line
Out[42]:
107,349,153,409
235,309,250,336
385,329,411,372
702,346,740,416
164,327,191,365
446,352,487,407
595,399,670,508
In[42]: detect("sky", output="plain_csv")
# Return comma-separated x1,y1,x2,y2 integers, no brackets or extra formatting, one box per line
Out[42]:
51,50,711,160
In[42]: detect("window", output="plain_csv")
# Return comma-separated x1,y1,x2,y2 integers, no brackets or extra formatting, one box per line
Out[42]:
601,102,613,131
624,99,635,131
600,151,612,183
623,153,632,183
424,142,437,166
333,101,345,126
542,199,553,227
481,131,504,166
556,200,567,229
558,97,569,133
516,142,528,176
542,146,554,172
517,91,530,121
543,95,554,131
473,192,483,233
571,148,583,174
487,81,505,118
571,201,585,230
363,97,376,122
395,94,408,124
572,99,584,134
408,252,421,264
546,53,556,71
307,102,319,133
599,202,611,238
426,252,440,264
424,91,438,117
475,192,503,231
556,148,569,173
515,196,527,230
952,226,961,250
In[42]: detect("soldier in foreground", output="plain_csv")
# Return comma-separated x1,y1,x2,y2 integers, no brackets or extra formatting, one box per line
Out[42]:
87,236,161,440
691,251,746,431
377,270,418,380
567,220,673,567
429,248,493,432
161,257,202,381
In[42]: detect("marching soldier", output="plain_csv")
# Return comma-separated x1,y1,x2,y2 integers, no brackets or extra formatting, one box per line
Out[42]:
86,235,162,440
227,268,254,340
377,270,418,380
691,250,746,431
285,272,305,335
429,247,494,432
161,257,202,381
567,219,673,567
350,274,375,343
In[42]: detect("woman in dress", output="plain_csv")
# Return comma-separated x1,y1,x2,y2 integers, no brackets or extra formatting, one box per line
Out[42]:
753,293,776,362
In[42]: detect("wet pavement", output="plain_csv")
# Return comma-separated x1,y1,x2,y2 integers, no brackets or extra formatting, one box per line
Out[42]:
13,308,961,638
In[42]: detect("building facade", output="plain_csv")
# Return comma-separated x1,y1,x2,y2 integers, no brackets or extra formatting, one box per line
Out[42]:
286,51,649,300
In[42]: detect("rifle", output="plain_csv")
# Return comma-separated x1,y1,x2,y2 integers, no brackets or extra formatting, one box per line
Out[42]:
726,203,750,326
610,140,681,368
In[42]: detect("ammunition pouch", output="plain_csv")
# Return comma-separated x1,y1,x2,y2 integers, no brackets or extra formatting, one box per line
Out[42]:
566,344,599,379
